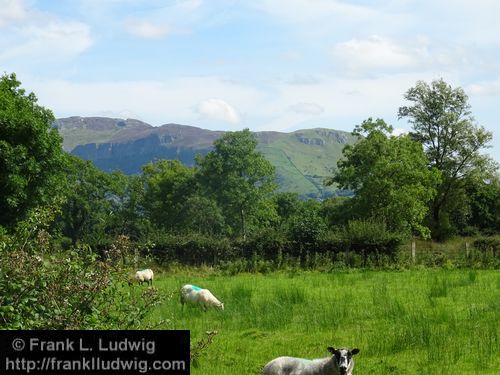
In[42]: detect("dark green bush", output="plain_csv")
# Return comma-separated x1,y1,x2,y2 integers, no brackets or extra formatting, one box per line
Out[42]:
149,232,235,265
340,219,405,261
237,228,289,260
473,236,500,256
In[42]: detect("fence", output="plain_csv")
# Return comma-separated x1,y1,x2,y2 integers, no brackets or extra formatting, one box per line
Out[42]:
407,238,498,267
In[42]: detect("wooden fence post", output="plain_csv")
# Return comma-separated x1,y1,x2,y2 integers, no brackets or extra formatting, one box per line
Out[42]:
465,242,470,257
412,240,416,263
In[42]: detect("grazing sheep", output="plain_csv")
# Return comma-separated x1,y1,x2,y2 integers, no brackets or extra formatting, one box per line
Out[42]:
263,347,359,375
130,268,154,286
180,284,224,311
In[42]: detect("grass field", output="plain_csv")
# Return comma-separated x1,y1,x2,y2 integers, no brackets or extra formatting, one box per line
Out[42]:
145,269,499,374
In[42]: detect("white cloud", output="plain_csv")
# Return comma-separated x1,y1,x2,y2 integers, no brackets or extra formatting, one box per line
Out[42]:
467,79,500,96
195,99,241,124
125,20,169,39
0,0,27,27
331,34,478,78
392,128,409,137
24,77,258,128
288,102,324,115
0,1,92,63
0,21,92,62
332,35,427,72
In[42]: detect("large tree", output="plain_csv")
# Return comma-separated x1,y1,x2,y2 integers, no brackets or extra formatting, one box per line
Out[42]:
465,173,500,234
398,79,496,238
0,73,66,227
196,129,277,238
329,118,439,238
56,155,116,245
142,159,197,232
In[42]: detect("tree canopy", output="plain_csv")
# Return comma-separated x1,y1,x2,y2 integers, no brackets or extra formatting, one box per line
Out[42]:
0,73,66,227
330,118,440,238
398,78,497,238
196,129,277,238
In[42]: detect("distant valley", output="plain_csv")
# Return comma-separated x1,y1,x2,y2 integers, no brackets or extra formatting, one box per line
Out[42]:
54,116,357,199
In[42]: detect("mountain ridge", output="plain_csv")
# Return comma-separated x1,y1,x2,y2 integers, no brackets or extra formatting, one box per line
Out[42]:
54,116,356,199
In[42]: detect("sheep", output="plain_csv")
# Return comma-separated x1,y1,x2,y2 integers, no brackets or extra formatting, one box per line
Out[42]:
262,347,359,375
180,284,224,311
129,268,154,286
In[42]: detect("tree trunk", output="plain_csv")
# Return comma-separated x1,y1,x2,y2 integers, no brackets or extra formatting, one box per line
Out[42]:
240,208,246,241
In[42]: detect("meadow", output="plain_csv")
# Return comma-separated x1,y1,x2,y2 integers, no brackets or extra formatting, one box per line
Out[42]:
144,268,500,374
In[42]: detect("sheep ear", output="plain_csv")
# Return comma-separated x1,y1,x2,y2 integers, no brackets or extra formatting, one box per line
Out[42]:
327,347,335,354
351,348,360,355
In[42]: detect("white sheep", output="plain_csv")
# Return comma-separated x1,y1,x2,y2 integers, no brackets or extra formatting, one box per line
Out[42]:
130,268,154,286
263,347,360,375
180,284,224,311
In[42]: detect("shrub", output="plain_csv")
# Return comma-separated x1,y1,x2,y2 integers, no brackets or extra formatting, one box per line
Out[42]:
237,228,289,260
0,207,163,329
149,232,236,266
473,236,500,256
340,219,405,261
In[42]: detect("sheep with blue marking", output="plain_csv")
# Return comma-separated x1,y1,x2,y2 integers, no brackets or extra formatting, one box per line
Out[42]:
180,284,224,311
130,268,154,286
263,347,359,375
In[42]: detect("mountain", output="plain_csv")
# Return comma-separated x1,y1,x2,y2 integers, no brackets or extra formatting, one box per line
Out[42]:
54,116,357,199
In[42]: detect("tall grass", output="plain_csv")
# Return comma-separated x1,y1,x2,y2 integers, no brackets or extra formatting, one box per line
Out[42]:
147,269,500,374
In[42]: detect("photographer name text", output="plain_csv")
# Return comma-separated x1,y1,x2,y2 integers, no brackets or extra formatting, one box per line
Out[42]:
28,338,155,354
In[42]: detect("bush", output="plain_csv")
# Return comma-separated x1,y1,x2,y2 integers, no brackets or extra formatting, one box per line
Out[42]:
0,207,164,329
473,236,500,256
340,219,405,261
237,228,289,260
148,232,236,266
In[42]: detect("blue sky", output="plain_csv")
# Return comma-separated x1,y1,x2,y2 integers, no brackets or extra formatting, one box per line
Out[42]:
1,0,499,162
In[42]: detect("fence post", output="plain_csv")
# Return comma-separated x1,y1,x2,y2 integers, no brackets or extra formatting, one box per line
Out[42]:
465,242,470,257
411,240,416,263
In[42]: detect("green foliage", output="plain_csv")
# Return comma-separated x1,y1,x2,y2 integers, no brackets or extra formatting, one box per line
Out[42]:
273,192,302,226
55,155,117,245
339,219,405,260
237,227,288,260
330,118,439,238
142,160,198,231
320,196,351,228
466,175,500,234
398,78,497,239
180,195,226,235
0,73,66,226
473,236,500,255
287,200,327,247
196,129,277,238
148,232,235,266
0,206,163,329
104,172,152,240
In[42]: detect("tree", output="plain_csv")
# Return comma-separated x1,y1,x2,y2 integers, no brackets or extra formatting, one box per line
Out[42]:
56,155,115,245
466,174,500,234
329,118,439,238
196,129,277,238
398,79,496,238
0,73,66,227
273,192,301,227
142,160,197,232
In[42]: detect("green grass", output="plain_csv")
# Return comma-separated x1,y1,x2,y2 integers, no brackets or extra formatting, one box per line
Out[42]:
144,269,499,374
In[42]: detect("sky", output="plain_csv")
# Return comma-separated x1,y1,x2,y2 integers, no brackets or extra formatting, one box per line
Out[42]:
1,0,499,162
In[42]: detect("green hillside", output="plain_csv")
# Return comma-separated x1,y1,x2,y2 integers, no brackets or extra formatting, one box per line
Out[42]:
55,117,356,199
255,128,357,198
